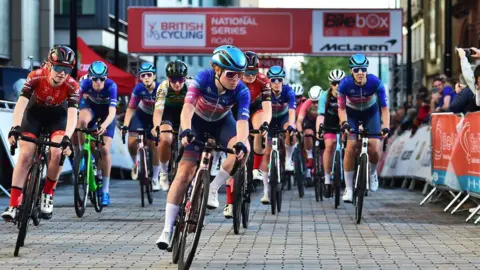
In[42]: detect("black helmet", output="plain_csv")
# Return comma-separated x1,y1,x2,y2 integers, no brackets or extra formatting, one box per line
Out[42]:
244,51,259,69
48,45,76,67
166,60,188,78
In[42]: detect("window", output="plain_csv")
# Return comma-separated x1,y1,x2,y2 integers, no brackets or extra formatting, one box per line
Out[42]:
55,0,95,15
197,56,203,67
81,0,95,14
188,0,193,4
198,0,203,6
165,56,171,62
187,56,193,65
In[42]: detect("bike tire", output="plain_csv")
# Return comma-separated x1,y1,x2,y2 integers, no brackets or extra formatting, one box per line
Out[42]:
276,185,282,213
139,148,147,207
270,151,278,215
74,150,89,217
355,154,368,224
233,168,245,234
14,164,40,257
241,167,251,229
295,149,304,198
171,200,185,263
178,169,210,270
334,151,341,209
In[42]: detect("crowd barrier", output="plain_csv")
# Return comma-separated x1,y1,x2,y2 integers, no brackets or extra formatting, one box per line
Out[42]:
380,112,480,224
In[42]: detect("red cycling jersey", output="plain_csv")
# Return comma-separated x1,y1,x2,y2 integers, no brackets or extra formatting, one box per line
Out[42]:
295,97,307,116
21,68,80,108
244,73,272,103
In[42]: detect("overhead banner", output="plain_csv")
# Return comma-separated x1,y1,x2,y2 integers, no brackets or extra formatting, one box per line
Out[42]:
312,10,403,54
127,8,402,55
259,57,284,69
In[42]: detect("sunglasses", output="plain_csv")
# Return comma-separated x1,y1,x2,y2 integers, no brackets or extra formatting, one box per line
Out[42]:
140,72,153,78
331,81,339,86
245,70,259,77
90,76,106,82
52,65,72,74
224,70,244,80
270,78,284,84
352,67,367,73
169,77,186,84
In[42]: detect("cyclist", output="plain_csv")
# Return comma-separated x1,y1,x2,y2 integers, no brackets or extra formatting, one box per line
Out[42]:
76,61,118,206
241,51,272,182
296,85,322,184
2,45,79,221
260,66,296,204
121,63,161,191
156,45,250,249
152,60,189,191
292,83,306,116
338,54,390,202
316,69,345,198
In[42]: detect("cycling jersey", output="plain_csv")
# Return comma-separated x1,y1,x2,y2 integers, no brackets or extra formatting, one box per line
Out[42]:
271,85,296,118
128,82,158,114
21,68,80,108
186,69,251,122
318,90,340,131
298,99,318,130
154,80,188,111
80,78,118,107
337,74,387,111
244,73,272,112
295,96,307,116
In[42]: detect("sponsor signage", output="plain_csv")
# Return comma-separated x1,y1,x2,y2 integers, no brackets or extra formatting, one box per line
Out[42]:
259,57,283,68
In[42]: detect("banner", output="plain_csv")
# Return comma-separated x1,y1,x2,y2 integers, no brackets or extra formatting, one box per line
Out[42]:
259,57,284,69
394,130,417,177
406,126,432,182
380,131,408,178
110,126,134,170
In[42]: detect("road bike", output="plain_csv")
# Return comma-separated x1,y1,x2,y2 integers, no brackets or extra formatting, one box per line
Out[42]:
268,128,290,215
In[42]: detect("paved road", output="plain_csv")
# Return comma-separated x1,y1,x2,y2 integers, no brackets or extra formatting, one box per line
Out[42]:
0,180,479,270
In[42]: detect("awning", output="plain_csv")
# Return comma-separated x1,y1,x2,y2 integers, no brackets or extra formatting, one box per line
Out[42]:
77,37,136,96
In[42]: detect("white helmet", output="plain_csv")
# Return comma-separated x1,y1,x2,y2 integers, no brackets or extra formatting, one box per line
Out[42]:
308,86,323,101
291,84,304,97
328,69,346,82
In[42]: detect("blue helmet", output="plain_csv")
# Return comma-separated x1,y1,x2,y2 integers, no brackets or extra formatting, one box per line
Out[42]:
88,61,108,77
139,62,156,74
267,66,286,78
349,54,369,68
211,45,247,72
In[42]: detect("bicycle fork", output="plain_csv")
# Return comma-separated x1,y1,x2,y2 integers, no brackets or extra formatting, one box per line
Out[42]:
268,137,281,184
354,137,370,190
186,151,211,215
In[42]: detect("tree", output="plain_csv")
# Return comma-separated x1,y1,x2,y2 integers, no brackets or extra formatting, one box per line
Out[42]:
300,56,350,93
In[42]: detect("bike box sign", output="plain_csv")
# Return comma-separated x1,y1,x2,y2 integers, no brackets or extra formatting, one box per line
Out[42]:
128,8,310,54
312,9,403,54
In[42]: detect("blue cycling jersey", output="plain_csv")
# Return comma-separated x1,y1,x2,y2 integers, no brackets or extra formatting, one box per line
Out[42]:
128,82,158,114
271,84,296,118
80,78,118,107
186,69,251,121
338,74,388,111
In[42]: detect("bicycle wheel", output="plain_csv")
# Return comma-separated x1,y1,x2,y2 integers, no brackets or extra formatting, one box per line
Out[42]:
74,150,89,217
355,154,368,224
241,167,251,229
14,164,40,257
294,149,304,198
270,151,278,215
170,200,185,263
139,148,147,207
232,168,245,234
334,151,341,209
178,169,210,270
92,156,104,213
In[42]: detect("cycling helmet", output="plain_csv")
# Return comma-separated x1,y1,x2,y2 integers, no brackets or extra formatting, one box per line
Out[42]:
48,45,76,67
166,60,188,77
308,86,322,101
267,66,286,78
291,84,304,97
88,61,108,77
211,45,247,72
139,62,156,74
244,51,259,69
328,69,346,82
349,54,369,68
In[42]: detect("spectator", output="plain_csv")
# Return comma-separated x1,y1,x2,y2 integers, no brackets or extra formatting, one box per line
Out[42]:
430,76,456,112
456,47,480,108
412,91,430,134
447,74,474,114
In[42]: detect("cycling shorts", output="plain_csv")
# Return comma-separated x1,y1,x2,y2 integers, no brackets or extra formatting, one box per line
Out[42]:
346,104,381,139
268,113,289,139
183,112,237,162
79,98,116,138
21,97,67,139
161,106,182,130
129,108,154,140
302,117,316,131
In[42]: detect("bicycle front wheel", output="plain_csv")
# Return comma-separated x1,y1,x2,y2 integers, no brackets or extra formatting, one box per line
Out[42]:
355,154,368,224
270,151,278,215
178,169,210,270
233,167,245,234
138,148,147,207
74,150,89,217
241,167,251,229
294,149,305,198
334,151,341,209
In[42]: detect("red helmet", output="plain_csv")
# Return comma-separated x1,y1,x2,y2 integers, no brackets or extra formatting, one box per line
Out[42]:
244,51,259,69
48,45,76,67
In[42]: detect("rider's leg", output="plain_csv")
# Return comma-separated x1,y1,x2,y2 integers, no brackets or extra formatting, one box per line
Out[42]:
42,132,66,217
364,108,382,192
76,108,92,157
252,110,265,179
157,124,173,191
323,135,336,185
261,143,272,204
283,120,296,171
343,136,358,202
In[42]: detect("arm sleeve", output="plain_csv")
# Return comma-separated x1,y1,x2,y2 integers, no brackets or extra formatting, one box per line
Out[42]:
261,79,272,102
298,99,311,117
288,88,296,110
67,80,81,108
185,80,201,106
460,56,476,95
317,90,328,115
376,78,388,107
20,71,37,99
236,86,251,121
155,81,167,110
109,82,118,107
337,81,347,109
128,85,141,109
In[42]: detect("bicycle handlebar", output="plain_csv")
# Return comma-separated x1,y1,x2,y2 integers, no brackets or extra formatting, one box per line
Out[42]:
10,135,67,166
75,128,105,146
348,130,388,152
250,129,266,149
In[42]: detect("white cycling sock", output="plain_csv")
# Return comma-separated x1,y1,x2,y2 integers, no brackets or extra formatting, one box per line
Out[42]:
369,162,378,176
210,167,230,191
306,149,313,159
159,162,169,173
102,177,110,193
164,203,180,232
306,169,311,178
263,173,269,194
285,145,294,163
345,171,354,189
152,165,160,181
324,172,331,185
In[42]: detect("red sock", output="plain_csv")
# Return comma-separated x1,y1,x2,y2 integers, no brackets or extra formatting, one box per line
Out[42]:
9,187,22,207
43,178,58,195
226,184,233,204
253,154,263,170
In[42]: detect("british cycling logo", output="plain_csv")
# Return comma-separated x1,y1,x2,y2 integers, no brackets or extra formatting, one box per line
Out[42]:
319,39,397,52
143,14,206,47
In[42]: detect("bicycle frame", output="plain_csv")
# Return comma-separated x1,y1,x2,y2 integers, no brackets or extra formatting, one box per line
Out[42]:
268,132,282,184
332,133,345,181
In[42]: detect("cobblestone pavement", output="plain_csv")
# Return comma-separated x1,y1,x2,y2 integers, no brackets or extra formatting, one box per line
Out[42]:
0,180,479,270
